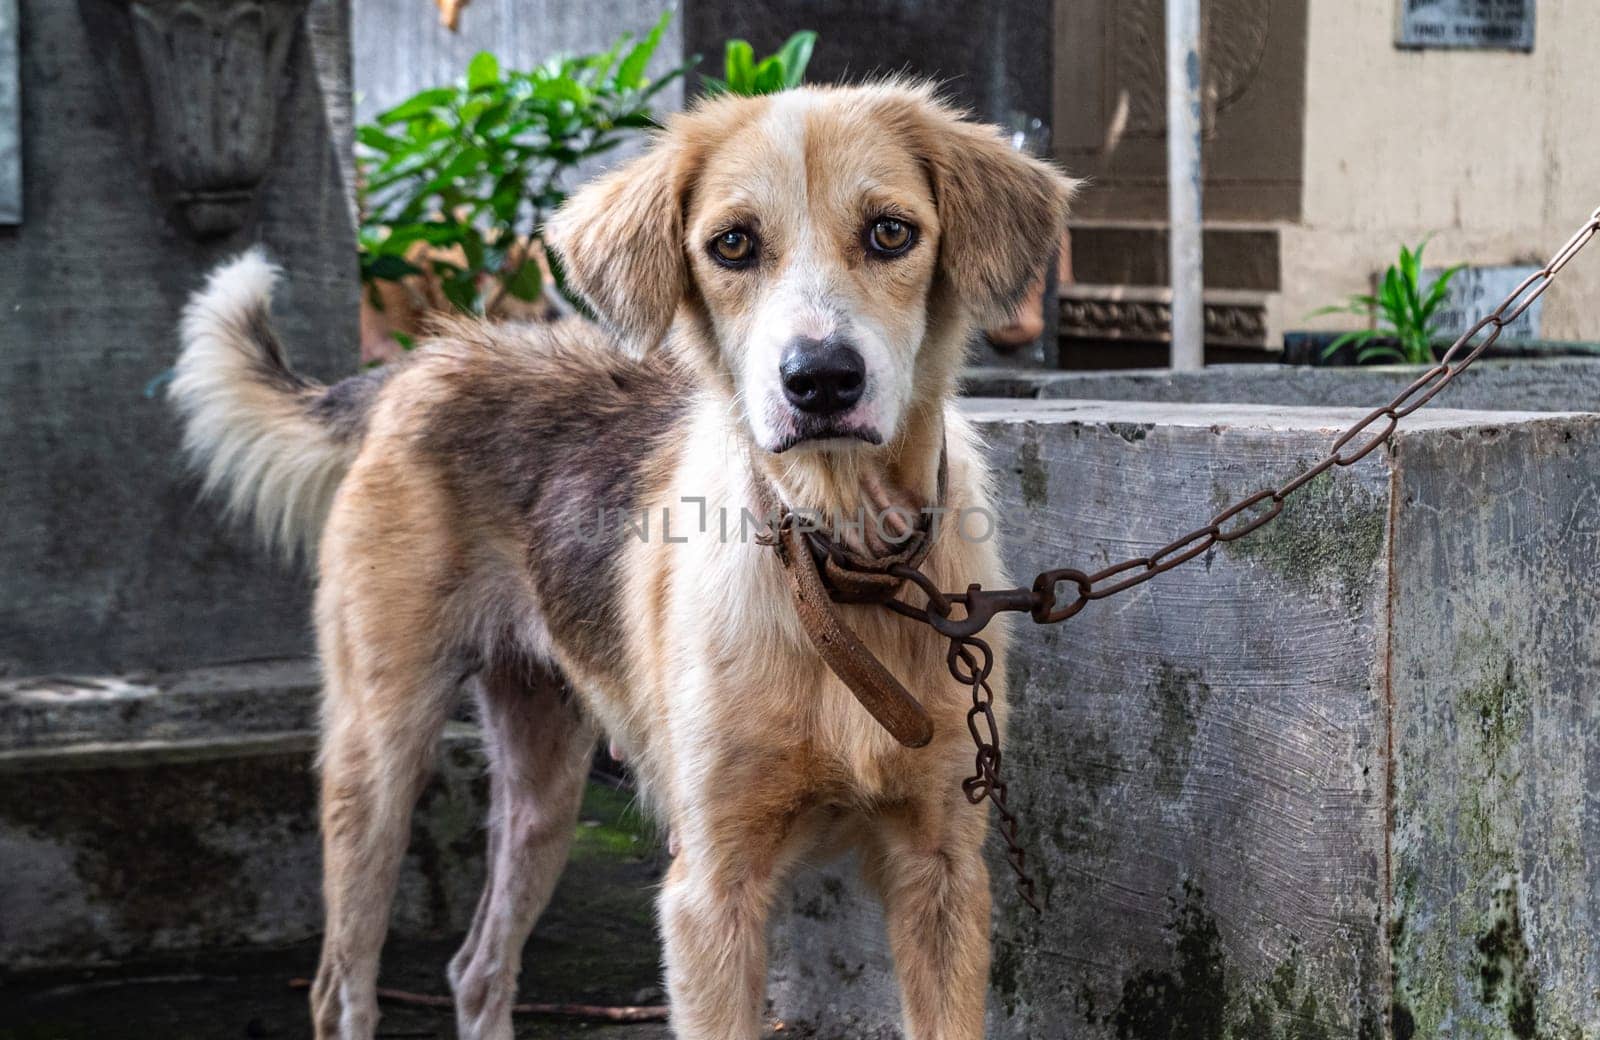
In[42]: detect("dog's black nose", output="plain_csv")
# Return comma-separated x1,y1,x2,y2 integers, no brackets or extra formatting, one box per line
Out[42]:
780,338,866,416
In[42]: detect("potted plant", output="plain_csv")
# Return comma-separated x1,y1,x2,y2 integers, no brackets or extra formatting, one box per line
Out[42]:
1295,239,1463,366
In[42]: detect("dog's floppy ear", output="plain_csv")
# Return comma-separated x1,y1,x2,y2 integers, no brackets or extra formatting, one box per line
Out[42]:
545,138,693,351
909,98,1080,326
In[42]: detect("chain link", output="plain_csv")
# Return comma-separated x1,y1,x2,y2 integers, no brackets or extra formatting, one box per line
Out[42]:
879,207,1600,914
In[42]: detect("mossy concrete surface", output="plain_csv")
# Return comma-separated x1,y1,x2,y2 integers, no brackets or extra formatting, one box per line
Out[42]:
770,401,1600,1038
1,775,676,1039
0,667,666,983
0,722,487,968
1386,421,1600,1040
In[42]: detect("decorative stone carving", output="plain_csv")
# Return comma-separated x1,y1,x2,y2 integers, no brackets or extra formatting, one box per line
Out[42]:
82,0,309,238
1059,284,1269,349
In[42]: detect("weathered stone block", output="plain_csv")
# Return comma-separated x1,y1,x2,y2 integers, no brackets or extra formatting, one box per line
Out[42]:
0,664,485,969
771,401,1600,1039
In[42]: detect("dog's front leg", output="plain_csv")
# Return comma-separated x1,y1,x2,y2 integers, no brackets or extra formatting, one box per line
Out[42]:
865,805,992,1040
658,817,795,1039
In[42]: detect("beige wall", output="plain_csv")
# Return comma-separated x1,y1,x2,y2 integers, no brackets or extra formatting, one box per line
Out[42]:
1289,0,1600,341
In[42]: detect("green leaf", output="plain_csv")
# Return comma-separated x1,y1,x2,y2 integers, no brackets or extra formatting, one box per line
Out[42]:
503,259,545,302
363,254,422,281
468,52,501,92
438,269,481,314
356,125,404,154
459,227,485,273
473,98,513,134
533,75,591,108
592,32,630,83
775,31,817,88
1355,342,1407,365
618,11,671,90
380,221,463,250
377,88,455,125
1322,329,1379,358
724,40,756,92
753,57,786,95
1398,247,1423,326
1418,262,1465,325
1379,266,1407,330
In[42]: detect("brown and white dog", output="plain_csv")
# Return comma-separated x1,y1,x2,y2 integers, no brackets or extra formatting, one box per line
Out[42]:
170,82,1076,1040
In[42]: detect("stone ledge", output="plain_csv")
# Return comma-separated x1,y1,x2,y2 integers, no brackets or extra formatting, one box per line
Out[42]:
0,730,317,774
0,659,320,752
963,356,1600,413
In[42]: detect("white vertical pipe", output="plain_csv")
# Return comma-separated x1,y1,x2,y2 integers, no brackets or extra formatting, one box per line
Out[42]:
1166,0,1205,370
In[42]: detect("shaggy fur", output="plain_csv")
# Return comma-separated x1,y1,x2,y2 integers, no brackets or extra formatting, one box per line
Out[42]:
172,81,1077,1040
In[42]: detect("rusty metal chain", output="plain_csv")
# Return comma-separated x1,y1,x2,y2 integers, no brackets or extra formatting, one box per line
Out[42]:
950,636,1039,913
836,207,1600,914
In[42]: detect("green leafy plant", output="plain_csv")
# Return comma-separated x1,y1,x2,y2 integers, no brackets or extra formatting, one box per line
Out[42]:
702,31,816,96
356,12,687,320
1313,239,1465,365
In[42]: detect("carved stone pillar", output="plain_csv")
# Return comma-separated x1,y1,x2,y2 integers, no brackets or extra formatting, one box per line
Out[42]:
80,0,311,238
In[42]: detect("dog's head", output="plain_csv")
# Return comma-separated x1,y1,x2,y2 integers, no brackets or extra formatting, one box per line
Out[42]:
548,82,1077,455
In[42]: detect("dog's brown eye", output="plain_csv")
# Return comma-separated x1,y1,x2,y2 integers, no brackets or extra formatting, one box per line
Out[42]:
710,230,756,267
867,217,915,256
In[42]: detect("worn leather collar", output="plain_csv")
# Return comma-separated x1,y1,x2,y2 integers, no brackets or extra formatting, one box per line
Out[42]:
757,446,948,748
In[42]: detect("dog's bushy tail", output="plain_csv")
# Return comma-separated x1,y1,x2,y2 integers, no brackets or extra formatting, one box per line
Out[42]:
169,250,365,562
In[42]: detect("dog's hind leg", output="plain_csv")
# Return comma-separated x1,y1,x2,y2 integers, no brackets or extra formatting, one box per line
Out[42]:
309,617,460,1040
448,656,595,1040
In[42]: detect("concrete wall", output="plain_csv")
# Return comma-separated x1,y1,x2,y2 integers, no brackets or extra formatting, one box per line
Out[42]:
0,1,358,676
1291,0,1600,341
771,400,1600,1038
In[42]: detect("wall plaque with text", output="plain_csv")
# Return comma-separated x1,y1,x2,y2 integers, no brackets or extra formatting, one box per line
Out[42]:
1425,265,1543,341
1398,0,1535,51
